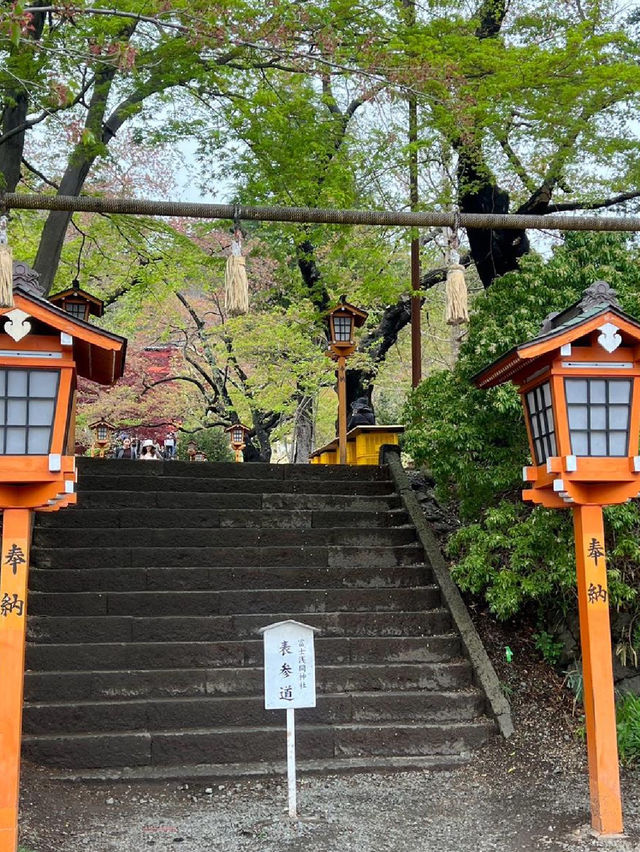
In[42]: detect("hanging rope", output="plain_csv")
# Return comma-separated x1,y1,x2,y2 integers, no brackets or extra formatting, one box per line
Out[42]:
224,219,249,316
4,192,640,232
0,199,15,308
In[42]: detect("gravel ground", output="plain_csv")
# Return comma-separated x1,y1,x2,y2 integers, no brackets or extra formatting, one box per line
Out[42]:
17,739,640,852
18,615,640,852
18,681,640,852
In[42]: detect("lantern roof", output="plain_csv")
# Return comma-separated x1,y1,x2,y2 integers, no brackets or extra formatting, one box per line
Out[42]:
4,265,126,385
327,296,368,328
88,419,116,430
49,279,104,318
473,281,640,389
225,423,251,433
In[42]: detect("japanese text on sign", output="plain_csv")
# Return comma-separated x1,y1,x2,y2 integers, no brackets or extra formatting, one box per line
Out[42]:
588,538,605,566
4,544,25,576
588,583,608,605
1,593,24,617
261,620,317,710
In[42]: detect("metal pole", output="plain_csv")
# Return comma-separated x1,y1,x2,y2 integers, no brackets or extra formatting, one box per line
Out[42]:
572,504,623,835
4,193,640,233
337,356,347,465
286,708,297,819
0,508,32,852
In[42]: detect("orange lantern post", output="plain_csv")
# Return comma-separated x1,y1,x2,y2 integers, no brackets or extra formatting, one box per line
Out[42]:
325,298,368,465
0,265,126,852
473,281,640,836
225,423,250,462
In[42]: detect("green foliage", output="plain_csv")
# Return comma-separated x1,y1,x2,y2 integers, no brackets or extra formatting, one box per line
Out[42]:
175,428,234,463
448,501,575,620
533,631,564,666
404,232,640,622
616,692,640,767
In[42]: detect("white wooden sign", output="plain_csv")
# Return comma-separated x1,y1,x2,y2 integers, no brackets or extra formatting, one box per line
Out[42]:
258,619,319,819
260,619,318,710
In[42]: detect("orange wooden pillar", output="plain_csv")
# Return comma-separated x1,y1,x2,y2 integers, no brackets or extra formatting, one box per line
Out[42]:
573,504,623,835
0,508,32,852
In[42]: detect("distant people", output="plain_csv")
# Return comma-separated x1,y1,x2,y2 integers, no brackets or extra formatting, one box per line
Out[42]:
163,433,176,460
140,439,161,461
116,437,137,460
347,397,376,430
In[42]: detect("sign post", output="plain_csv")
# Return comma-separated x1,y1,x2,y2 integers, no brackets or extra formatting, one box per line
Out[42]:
259,620,319,820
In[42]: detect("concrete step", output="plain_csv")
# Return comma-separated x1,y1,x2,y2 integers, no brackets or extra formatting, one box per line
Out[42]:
29,563,433,593
22,720,496,768
28,609,453,644
76,459,389,481
74,491,402,511
77,475,394,495
26,635,462,671
32,526,417,549
24,661,473,702
36,508,410,530
32,544,425,570
23,689,486,734
28,586,441,617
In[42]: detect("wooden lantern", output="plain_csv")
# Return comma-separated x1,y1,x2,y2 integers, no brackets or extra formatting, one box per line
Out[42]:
88,417,116,458
325,298,368,464
474,280,640,836
225,423,250,462
0,265,126,852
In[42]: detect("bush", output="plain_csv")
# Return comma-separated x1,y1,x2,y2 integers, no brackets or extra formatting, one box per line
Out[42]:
175,428,234,462
616,692,640,766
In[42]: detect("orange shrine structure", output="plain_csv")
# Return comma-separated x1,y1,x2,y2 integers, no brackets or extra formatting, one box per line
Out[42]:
0,263,126,852
474,280,640,836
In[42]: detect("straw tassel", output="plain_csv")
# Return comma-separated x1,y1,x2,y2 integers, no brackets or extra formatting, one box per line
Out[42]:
224,254,249,316
0,215,14,309
224,224,249,316
445,263,468,325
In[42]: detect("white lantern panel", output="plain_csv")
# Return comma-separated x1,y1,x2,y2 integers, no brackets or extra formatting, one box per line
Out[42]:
610,382,631,403
610,432,628,455
565,378,631,456
567,405,588,430
0,369,59,455
591,431,607,455
565,379,587,403
7,371,27,396
30,371,58,397
7,399,27,425
590,406,607,430
610,405,629,430
6,428,26,454
571,432,589,455
29,399,55,426
525,381,557,465
27,428,51,454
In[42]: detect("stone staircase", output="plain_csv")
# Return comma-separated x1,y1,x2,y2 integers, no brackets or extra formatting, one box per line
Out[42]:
22,458,498,778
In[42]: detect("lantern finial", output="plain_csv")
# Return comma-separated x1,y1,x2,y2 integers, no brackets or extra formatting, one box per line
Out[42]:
579,280,621,312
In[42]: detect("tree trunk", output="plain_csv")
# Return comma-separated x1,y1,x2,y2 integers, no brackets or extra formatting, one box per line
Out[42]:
291,394,315,463
33,156,97,293
0,95,28,193
457,148,530,289
0,4,48,192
